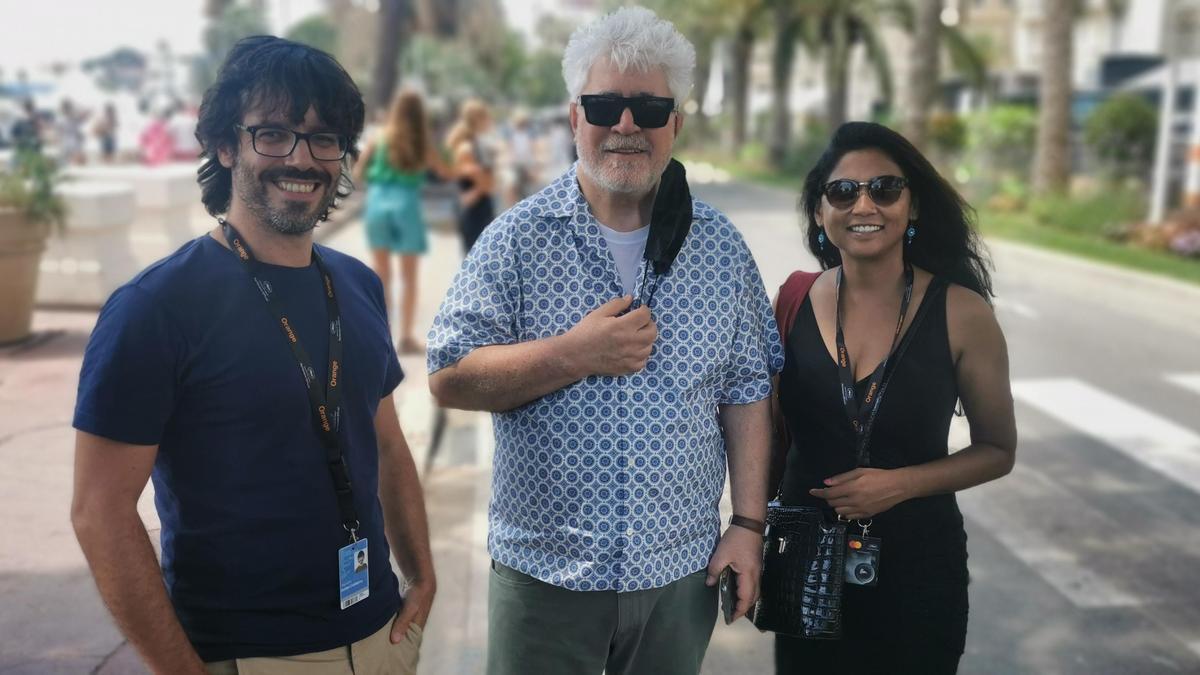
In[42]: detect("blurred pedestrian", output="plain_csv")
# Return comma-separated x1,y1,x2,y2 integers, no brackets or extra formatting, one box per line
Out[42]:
445,98,495,254
169,101,202,161
56,98,88,165
427,7,782,674
139,107,175,166
92,103,118,163
505,109,539,204
71,36,434,675
544,113,576,176
771,121,1016,674
10,98,42,157
354,90,449,355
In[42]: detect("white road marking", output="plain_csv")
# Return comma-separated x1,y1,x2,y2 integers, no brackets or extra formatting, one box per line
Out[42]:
1012,378,1200,495
993,296,1039,319
466,413,494,649
952,417,1142,608
1165,373,1200,399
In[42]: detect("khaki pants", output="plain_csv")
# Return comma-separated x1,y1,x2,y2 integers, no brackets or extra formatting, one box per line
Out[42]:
206,618,422,675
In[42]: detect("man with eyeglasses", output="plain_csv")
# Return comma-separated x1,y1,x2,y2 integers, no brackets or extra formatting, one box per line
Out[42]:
72,37,433,675
428,7,782,675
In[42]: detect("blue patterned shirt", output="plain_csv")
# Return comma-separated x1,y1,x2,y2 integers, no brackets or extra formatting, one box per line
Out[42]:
428,165,784,591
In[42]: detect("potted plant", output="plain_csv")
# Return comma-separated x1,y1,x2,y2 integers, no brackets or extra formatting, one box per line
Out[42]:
0,149,66,344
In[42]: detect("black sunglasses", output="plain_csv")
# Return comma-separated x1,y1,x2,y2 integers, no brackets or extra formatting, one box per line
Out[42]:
822,175,908,210
234,124,350,161
578,95,676,129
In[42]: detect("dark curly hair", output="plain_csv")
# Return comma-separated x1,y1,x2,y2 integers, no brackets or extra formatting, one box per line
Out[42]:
800,121,993,299
195,36,365,220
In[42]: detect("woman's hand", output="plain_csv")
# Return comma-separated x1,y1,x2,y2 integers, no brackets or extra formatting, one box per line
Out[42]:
809,467,911,520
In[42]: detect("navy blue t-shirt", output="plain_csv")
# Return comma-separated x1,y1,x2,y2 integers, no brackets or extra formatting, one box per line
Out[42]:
74,234,404,661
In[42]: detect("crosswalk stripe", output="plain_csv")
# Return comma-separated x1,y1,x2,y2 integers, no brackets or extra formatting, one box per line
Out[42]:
1011,378,1200,496
951,417,1142,608
993,296,1039,319
958,466,1141,608
1166,373,1200,398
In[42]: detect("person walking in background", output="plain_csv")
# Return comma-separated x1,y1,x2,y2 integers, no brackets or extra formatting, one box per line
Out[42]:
772,121,1017,674
71,37,434,675
169,101,202,161
10,98,43,158
354,89,449,355
445,98,495,254
93,103,119,163
139,107,175,166
56,98,89,165
505,109,540,204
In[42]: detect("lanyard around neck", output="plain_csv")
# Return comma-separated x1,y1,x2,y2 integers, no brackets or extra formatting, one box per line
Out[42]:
834,263,914,468
219,219,360,541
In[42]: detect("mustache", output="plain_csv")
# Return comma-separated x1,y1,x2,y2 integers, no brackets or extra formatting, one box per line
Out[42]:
260,167,331,184
601,137,650,152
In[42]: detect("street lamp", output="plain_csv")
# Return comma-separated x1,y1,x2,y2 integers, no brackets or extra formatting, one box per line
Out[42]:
1149,0,1200,221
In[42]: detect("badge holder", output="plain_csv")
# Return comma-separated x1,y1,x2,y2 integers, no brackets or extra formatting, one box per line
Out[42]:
338,521,370,609
844,519,881,587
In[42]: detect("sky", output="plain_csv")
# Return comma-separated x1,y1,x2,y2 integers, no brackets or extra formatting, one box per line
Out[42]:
0,0,536,77
0,0,334,76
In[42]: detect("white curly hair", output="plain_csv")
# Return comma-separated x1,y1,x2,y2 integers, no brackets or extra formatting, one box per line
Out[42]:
561,6,696,102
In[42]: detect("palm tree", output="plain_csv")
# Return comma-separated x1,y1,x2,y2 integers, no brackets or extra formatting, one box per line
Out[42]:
889,0,988,150
640,0,730,142
903,0,941,149
369,0,411,114
767,0,803,165
1033,0,1074,196
727,10,759,153
813,1,894,131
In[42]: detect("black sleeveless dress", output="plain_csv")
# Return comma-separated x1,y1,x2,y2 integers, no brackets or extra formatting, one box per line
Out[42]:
457,142,496,254
775,278,969,675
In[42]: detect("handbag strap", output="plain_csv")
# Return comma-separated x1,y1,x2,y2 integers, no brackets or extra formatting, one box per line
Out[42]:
775,270,821,349
769,270,822,499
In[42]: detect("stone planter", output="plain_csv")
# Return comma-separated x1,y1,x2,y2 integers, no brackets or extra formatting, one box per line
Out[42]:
0,208,50,344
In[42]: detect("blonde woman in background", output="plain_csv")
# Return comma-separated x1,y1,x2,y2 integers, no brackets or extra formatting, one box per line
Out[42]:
355,90,448,354
445,99,496,254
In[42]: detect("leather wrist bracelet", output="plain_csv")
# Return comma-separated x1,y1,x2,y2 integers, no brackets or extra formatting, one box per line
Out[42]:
729,514,766,535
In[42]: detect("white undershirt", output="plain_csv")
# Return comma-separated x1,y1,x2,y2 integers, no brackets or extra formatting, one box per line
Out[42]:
596,221,650,296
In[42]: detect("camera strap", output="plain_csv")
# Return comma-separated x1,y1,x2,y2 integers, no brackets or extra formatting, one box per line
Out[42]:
219,219,360,543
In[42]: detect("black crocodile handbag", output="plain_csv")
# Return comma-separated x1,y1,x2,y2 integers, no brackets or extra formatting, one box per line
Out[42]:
750,503,846,639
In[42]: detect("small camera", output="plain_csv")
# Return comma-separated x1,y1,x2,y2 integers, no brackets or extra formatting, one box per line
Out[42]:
844,534,881,587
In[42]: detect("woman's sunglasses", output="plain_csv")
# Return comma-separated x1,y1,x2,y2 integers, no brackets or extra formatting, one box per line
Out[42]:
578,95,677,129
822,175,908,210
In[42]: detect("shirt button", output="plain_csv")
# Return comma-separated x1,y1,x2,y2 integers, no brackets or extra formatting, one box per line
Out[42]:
626,528,634,536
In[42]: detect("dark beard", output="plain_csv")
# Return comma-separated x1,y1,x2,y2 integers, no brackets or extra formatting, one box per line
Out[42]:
233,162,337,236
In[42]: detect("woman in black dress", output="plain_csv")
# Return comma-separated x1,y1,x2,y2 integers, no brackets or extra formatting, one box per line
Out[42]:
773,122,1017,674
446,98,496,254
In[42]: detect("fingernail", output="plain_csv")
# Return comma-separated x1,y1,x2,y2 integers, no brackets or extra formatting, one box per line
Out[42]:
824,479,832,486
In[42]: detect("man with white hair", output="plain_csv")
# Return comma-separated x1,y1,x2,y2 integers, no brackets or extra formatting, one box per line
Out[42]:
427,7,782,674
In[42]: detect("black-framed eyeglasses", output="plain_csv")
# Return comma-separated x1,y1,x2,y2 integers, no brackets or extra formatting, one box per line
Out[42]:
822,175,908,210
578,95,676,129
234,124,349,161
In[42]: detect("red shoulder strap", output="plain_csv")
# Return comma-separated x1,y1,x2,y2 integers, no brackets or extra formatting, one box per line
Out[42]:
768,269,821,499
775,270,821,345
